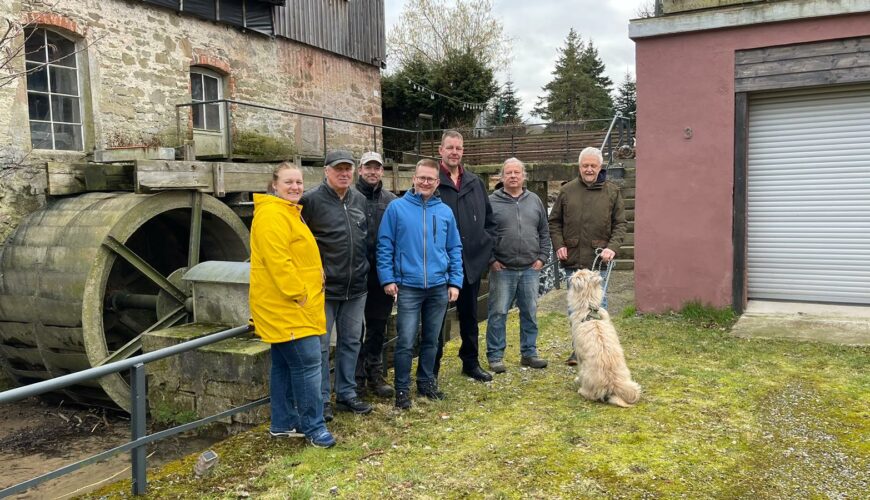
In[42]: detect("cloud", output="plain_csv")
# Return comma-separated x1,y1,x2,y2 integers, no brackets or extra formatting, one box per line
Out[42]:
385,0,647,120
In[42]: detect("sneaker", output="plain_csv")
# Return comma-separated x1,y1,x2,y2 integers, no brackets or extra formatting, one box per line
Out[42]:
488,359,507,374
323,402,334,422
395,390,412,410
307,430,336,449
335,397,373,415
269,428,304,438
565,352,578,366
416,381,445,400
367,373,396,398
521,356,548,369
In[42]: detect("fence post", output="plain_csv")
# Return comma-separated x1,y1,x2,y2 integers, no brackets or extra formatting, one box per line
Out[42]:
131,363,147,495
372,126,378,152
564,129,569,163
553,247,561,290
224,101,233,158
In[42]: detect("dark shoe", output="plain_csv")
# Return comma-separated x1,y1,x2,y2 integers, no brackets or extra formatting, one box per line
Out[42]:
269,428,304,438
417,381,445,401
355,378,368,398
521,356,548,369
462,366,493,382
308,430,336,448
488,359,507,374
323,403,334,422
395,391,412,410
335,397,373,415
565,352,578,366
367,373,396,398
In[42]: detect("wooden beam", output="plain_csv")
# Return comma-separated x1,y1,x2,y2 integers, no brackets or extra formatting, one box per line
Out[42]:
47,162,134,195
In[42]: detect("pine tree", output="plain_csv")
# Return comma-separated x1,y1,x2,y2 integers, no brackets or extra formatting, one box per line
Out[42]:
488,79,523,126
533,29,614,122
614,71,637,117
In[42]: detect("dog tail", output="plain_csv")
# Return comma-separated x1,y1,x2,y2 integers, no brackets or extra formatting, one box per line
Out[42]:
609,380,642,407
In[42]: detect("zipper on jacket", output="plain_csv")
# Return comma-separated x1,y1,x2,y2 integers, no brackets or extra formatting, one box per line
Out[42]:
343,200,353,300
422,203,428,288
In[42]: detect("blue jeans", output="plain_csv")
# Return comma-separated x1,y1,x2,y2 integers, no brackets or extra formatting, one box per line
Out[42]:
394,285,448,392
486,267,541,361
322,295,366,402
270,336,327,438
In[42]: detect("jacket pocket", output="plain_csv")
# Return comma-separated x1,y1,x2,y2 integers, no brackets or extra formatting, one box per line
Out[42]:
565,237,579,248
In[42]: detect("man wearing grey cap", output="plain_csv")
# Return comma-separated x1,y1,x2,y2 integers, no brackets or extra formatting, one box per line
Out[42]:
354,151,397,398
301,150,373,420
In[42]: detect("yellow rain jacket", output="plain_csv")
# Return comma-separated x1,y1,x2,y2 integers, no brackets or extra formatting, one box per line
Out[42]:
249,193,326,343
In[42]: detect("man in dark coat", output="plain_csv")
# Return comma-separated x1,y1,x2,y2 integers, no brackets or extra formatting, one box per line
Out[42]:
354,151,397,398
433,130,496,382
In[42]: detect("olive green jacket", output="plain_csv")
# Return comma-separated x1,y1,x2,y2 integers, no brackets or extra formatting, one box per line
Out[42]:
548,177,627,270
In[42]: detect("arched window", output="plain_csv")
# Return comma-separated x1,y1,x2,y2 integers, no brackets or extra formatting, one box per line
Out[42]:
190,67,224,132
24,27,83,150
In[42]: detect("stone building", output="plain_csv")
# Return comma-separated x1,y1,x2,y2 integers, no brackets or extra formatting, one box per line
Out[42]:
630,0,870,313
0,0,385,243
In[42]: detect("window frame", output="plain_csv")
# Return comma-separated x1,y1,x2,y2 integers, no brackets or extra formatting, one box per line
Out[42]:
189,67,225,133
24,27,85,151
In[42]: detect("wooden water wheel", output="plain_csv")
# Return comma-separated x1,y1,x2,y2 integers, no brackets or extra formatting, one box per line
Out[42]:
0,191,249,410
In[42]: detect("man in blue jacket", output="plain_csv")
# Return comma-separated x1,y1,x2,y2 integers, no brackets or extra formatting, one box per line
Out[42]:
377,159,463,410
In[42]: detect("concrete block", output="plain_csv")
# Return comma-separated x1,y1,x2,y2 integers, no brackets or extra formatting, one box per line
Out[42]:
93,147,175,162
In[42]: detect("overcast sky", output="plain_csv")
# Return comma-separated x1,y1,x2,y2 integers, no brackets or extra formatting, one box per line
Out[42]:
384,0,650,120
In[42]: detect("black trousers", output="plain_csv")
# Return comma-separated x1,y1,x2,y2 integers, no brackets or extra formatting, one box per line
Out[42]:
433,277,481,376
355,281,394,380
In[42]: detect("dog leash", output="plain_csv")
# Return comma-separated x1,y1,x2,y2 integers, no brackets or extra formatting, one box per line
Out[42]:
592,248,615,297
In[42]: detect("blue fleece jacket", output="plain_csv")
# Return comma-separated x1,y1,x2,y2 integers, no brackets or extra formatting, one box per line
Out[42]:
377,190,463,289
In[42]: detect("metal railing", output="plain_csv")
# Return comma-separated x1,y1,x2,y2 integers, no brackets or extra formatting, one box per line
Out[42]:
0,324,258,498
174,99,633,166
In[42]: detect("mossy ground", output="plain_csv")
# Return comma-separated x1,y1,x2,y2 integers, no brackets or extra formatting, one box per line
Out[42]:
88,308,868,499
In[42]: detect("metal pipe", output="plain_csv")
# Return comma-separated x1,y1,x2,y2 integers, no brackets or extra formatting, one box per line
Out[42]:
109,293,159,311
131,363,147,495
0,324,252,405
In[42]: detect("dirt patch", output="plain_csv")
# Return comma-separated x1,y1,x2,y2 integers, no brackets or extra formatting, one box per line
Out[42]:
0,401,118,455
538,269,635,317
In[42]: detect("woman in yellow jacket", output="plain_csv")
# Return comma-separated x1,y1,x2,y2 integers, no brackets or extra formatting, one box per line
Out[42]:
250,162,335,448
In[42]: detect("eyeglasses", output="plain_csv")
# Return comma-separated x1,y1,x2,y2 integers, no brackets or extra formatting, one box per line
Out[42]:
415,176,438,184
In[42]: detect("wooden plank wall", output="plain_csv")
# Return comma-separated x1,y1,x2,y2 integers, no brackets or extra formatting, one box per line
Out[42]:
735,37,870,92
273,0,385,66
421,130,610,165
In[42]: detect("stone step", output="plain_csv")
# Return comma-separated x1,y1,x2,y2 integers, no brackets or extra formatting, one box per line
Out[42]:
613,259,634,270
620,245,634,259
626,209,635,221
621,187,635,199
627,221,635,233
623,233,634,245
624,198,635,210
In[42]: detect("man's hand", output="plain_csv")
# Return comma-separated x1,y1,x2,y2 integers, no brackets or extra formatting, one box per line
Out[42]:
384,283,398,298
531,259,544,271
556,246,568,261
490,261,505,272
448,286,460,302
600,248,616,262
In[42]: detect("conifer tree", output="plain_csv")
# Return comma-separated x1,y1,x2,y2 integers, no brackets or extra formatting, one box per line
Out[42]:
489,79,523,126
614,71,637,118
533,29,614,122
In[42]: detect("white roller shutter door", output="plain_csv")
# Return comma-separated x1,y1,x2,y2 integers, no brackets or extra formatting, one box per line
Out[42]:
747,86,870,304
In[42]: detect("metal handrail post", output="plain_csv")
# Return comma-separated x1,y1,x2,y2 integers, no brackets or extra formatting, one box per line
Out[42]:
224,101,233,158
322,118,327,158
131,363,147,495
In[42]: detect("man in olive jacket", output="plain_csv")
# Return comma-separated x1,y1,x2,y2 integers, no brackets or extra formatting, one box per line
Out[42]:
549,146,627,364
301,150,372,419
434,130,497,382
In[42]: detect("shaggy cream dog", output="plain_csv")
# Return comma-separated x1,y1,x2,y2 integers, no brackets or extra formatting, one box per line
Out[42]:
567,269,641,408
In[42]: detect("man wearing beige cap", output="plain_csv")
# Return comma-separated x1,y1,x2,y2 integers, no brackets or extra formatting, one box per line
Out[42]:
354,151,398,398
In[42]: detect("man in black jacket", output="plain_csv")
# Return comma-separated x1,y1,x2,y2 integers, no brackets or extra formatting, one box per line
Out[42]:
354,151,397,398
301,150,373,420
433,130,496,382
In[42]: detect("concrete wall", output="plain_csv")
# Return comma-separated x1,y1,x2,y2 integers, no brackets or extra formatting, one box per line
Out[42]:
0,0,382,243
633,12,870,312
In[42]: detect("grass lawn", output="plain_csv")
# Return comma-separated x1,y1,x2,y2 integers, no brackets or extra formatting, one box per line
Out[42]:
91,307,868,499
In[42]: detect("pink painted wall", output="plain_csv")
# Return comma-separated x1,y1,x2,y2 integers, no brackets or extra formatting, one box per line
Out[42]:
634,13,870,313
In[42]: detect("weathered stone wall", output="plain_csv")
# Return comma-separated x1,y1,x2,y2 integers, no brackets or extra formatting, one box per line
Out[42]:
0,0,382,243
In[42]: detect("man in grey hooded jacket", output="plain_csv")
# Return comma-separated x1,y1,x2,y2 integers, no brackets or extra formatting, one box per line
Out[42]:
485,158,552,373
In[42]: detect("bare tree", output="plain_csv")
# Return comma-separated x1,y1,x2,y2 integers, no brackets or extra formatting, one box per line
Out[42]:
634,1,659,19
387,0,510,72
